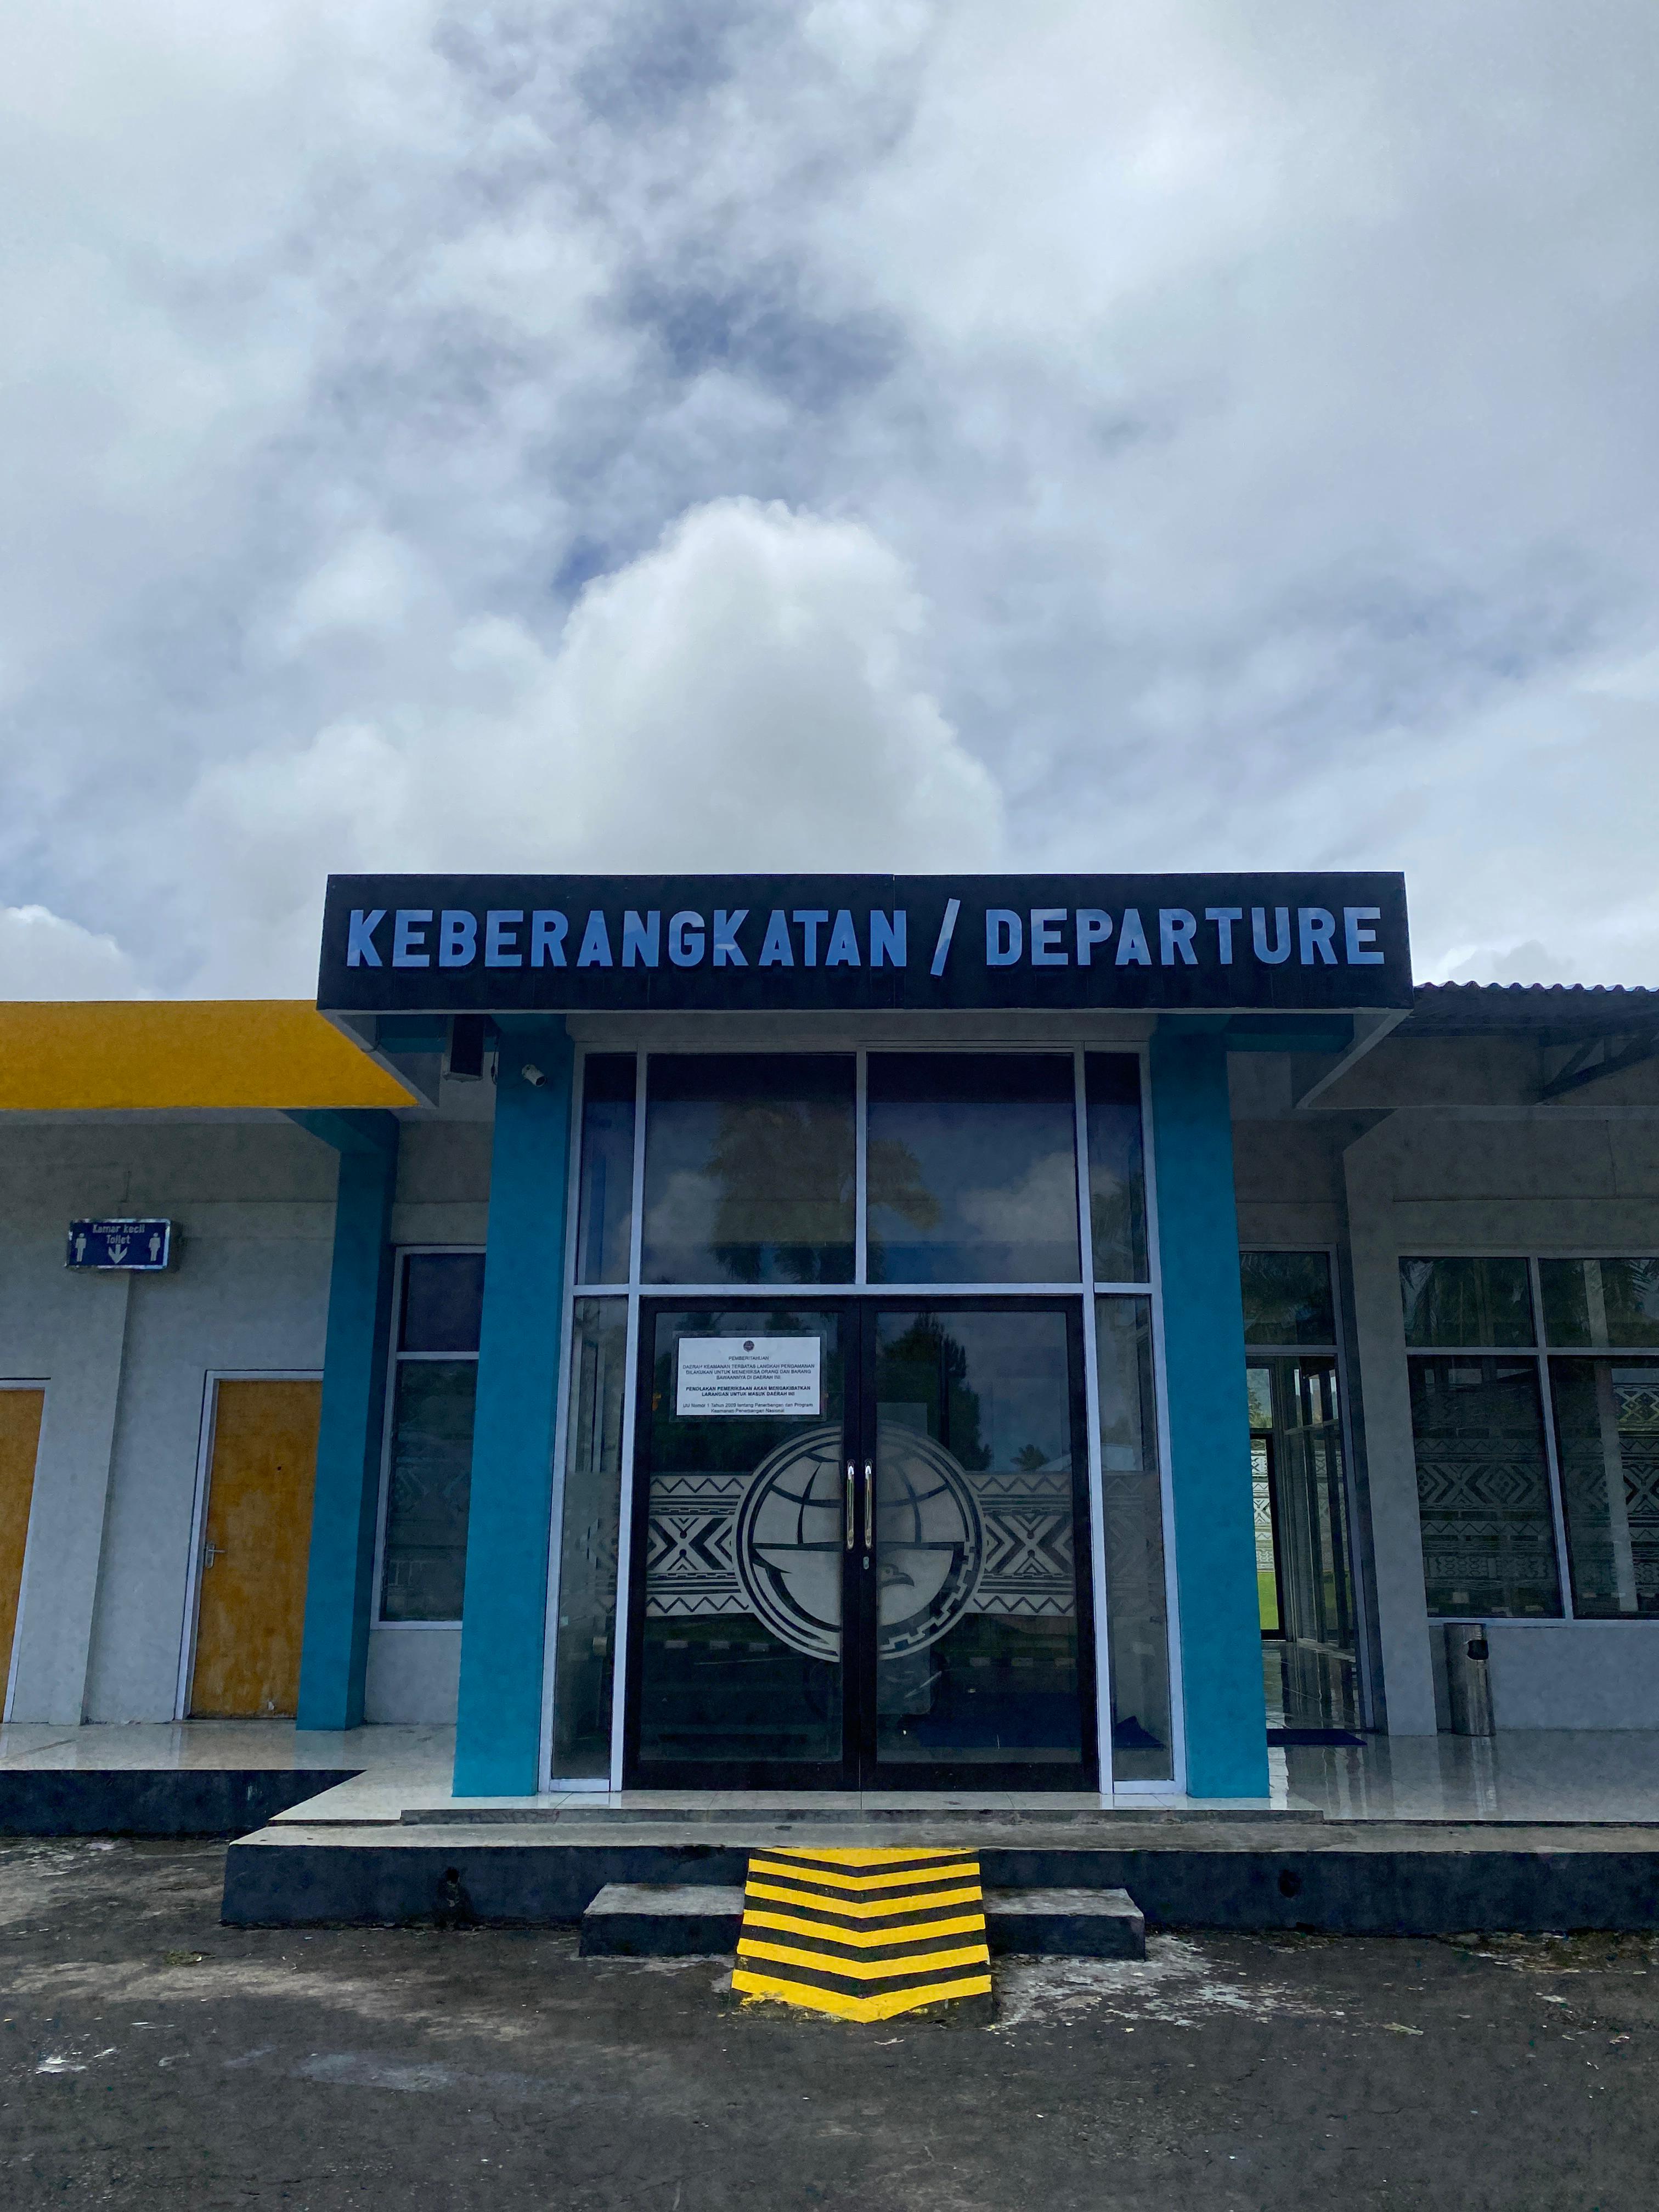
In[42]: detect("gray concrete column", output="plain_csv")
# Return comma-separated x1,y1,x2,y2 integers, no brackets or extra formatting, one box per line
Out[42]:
1342,1118,1437,1735
8,1270,133,1723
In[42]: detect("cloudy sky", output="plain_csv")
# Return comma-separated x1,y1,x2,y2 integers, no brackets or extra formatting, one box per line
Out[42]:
2,1,1656,997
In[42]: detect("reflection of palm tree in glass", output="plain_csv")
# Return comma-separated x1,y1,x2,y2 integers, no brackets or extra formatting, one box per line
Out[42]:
876,1315,989,1472
707,1108,939,1282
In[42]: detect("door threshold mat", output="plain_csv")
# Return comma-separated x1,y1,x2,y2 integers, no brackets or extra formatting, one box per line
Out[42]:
1267,1729,1366,1747
732,1846,991,2022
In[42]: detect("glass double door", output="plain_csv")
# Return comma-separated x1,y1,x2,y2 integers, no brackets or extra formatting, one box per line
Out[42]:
624,1299,1097,1790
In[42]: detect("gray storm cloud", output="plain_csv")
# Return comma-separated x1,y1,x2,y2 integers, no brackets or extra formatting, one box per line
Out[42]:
0,0,1655,993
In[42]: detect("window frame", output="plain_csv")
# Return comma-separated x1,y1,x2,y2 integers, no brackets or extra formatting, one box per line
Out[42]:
1239,1244,1372,1722
372,1243,487,1631
540,1039,1185,1797
1400,1249,1659,1626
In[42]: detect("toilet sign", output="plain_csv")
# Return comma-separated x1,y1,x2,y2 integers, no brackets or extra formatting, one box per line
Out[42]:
676,1336,822,1417
66,1218,174,1271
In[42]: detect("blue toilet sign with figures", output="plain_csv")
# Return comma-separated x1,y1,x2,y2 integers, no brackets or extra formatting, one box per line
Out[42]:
66,1218,174,1271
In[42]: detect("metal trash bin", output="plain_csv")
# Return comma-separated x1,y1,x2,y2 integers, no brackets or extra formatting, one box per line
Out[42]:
1444,1621,1494,1736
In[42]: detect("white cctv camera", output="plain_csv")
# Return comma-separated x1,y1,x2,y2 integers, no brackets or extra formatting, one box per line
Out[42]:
520,1062,546,1087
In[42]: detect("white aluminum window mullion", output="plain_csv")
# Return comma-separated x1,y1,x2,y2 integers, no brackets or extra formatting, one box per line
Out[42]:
1073,1047,1113,1796
172,1371,221,1720
1531,1256,1576,1622
1319,1248,1381,1734
604,1048,651,1792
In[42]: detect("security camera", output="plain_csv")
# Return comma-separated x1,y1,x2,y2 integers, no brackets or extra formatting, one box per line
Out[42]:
521,1062,546,1087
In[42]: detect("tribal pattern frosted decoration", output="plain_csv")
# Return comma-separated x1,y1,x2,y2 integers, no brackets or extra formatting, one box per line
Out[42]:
642,1426,1075,1659
1409,1356,1561,1616
642,1471,748,1620
969,1466,1076,1620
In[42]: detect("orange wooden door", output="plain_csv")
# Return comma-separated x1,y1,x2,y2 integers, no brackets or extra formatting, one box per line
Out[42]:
190,1379,322,1718
0,1388,45,1688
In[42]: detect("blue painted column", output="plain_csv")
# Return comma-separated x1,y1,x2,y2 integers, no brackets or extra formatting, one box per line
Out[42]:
1148,1024,1269,1798
454,1017,575,1796
292,1110,401,1733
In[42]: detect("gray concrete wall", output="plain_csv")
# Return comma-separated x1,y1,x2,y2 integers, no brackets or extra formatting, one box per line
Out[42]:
1,1113,492,1728
12,1038,1659,1743
0,1121,337,1723
1486,1623,1659,1729
366,1625,462,1723
1233,1040,1659,1737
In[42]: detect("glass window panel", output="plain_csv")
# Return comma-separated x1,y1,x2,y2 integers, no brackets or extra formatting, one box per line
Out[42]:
636,1307,846,1768
641,1056,854,1285
867,1053,1080,1285
380,1360,476,1620
1246,1364,1274,1430
1550,1358,1659,1617
1541,1259,1659,1350
552,1299,628,1775
1400,1257,1536,1348
1241,1251,1336,1346
399,1251,485,1352
575,1056,636,1285
1252,1437,1280,1634
1408,1356,1561,1616
1095,1297,1173,1781
872,1307,1088,1771
1084,1053,1147,1283
1268,1359,1355,1658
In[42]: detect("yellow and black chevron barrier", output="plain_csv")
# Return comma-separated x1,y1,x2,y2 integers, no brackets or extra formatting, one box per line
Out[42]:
731,1846,991,2022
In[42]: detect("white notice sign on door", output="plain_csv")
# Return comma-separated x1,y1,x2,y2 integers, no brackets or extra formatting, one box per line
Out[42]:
675,1336,822,1418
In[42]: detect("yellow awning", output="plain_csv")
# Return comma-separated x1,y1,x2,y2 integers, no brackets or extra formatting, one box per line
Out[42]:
0,1002,414,1111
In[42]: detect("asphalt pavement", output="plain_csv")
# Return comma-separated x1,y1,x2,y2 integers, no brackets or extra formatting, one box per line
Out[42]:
1,1837,1654,2210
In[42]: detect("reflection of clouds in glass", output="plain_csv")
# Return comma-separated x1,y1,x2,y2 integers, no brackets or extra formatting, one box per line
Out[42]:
642,1168,717,1264
956,1146,1078,1251
864,1138,939,1231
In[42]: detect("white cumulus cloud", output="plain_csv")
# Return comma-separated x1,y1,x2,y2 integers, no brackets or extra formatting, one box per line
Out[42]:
0,1,1655,993
186,498,1002,990
0,906,147,998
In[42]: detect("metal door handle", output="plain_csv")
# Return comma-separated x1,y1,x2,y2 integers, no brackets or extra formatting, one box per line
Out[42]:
204,1543,224,1567
845,1463,856,1550
863,1463,874,1550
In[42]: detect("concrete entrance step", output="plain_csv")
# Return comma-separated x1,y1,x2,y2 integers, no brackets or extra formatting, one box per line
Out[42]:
220,1816,1659,1936
985,1886,1145,1956
580,1884,744,1956
399,1797,1325,1829
579,1882,1147,1960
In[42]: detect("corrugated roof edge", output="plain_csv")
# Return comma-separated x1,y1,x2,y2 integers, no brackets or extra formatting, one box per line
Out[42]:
1403,980,1659,1041
1415,981,1659,998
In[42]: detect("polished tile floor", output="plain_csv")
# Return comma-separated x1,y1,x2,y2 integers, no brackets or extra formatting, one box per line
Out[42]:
0,1720,449,1772
5,1713,1658,1825
1284,1730,1659,1824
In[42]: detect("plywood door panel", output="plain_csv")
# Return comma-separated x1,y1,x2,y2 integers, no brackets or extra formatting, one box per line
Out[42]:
190,1379,321,1718
0,1389,45,1686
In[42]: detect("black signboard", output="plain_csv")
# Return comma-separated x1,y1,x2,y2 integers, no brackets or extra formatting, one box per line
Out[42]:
318,872,1410,1015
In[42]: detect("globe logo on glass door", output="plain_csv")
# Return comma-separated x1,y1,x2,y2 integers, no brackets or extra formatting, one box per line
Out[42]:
732,1426,844,1659
872,1428,984,1658
732,1424,984,1661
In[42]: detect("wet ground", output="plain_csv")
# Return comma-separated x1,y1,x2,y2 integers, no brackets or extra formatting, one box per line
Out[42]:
1,1837,1654,2209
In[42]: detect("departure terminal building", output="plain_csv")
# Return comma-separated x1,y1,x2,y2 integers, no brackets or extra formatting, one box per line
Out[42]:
3,871,1658,1802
